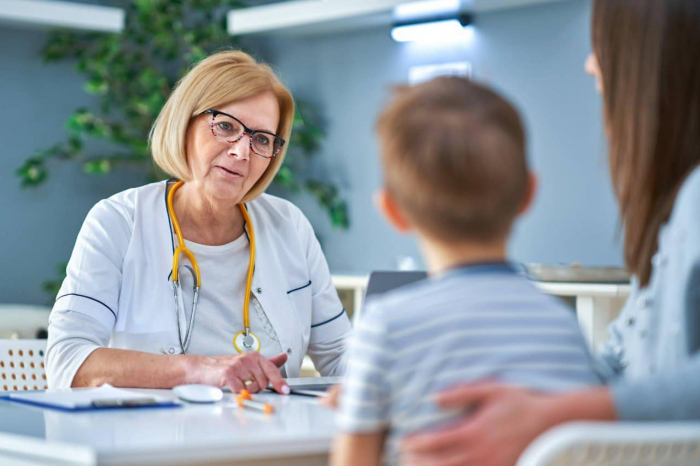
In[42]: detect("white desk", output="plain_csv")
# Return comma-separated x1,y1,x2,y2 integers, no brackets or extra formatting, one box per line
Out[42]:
533,281,631,350
0,383,336,466
333,273,631,351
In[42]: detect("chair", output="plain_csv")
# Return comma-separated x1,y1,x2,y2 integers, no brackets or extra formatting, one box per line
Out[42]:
517,422,700,466
0,339,48,392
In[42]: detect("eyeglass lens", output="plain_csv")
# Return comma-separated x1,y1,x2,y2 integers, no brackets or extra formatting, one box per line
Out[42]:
211,113,281,158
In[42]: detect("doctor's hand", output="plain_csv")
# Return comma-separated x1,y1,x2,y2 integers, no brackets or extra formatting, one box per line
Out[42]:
190,352,290,395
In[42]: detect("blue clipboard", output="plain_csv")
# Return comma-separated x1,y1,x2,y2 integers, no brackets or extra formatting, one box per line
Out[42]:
0,386,182,412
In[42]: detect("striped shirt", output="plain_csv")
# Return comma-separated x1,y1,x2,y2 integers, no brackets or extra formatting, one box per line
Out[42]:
337,262,602,464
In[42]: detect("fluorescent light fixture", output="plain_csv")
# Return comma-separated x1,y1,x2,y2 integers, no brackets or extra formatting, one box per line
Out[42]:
391,15,474,43
394,0,460,21
409,61,472,85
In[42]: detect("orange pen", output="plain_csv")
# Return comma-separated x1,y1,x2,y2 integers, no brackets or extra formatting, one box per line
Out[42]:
236,390,275,415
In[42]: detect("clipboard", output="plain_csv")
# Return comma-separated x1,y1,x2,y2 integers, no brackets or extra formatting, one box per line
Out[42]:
0,384,181,412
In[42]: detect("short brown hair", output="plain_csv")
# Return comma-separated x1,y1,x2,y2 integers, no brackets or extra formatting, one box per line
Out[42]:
149,50,295,202
376,76,528,243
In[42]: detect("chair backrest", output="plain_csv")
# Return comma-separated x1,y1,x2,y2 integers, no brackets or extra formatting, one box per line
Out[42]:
517,422,700,466
0,339,48,392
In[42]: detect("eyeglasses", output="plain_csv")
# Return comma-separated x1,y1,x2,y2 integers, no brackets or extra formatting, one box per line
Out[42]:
203,109,285,159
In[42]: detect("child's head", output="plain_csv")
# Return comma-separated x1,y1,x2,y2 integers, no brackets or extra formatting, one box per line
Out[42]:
376,76,533,245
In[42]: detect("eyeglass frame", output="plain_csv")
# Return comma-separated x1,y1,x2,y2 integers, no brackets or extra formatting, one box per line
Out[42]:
202,109,286,159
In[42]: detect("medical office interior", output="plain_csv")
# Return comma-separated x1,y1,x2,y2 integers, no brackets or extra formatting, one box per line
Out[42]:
1,0,699,465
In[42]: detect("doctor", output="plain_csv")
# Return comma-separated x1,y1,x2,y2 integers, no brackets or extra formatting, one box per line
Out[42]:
46,50,351,393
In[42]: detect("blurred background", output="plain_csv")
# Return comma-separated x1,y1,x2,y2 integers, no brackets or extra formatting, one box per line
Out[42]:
0,0,619,311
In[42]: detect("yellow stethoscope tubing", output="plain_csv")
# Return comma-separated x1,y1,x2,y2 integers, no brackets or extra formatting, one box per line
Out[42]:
238,200,256,330
167,180,258,352
167,181,202,287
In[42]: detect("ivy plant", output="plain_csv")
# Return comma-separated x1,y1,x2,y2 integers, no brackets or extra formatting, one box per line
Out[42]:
15,0,349,300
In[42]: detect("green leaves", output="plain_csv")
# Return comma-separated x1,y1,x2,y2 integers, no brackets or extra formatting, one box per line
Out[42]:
278,103,350,229
66,109,111,138
306,180,349,229
42,30,85,62
85,78,109,95
274,165,298,190
83,159,112,175
16,157,48,187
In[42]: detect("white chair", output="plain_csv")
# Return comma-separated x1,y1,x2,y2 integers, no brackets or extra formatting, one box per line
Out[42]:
0,339,48,392
517,422,700,466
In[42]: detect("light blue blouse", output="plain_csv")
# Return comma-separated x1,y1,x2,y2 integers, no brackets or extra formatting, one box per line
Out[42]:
596,166,700,420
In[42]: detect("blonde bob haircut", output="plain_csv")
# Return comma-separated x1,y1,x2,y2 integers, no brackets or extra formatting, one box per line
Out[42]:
150,50,295,203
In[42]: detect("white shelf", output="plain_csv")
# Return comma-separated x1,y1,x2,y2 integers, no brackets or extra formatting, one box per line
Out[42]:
227,0,571,36
228,0,405,36
0,0,124,32
0,0,567,35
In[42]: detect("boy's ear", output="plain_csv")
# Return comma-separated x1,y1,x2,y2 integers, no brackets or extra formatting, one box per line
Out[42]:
517,171,538,217
375,188,412,233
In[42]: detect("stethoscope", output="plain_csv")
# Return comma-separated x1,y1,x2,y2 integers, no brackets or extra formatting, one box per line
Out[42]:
167,180,261,355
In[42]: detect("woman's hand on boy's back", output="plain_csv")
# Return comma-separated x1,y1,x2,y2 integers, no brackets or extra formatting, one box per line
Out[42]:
400,382,552,466
400,381,616,466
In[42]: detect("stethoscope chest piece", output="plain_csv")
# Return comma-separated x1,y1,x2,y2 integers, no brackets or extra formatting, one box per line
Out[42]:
234,330,261,353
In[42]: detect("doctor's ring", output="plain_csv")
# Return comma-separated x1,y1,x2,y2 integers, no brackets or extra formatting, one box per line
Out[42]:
244,377,255,387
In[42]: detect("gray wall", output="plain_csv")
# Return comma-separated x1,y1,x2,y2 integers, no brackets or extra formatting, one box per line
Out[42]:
0,25,144,306
0,0,622,306
256,0,621,274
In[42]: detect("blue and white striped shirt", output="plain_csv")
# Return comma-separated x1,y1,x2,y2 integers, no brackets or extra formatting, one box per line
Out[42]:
337,263,602,464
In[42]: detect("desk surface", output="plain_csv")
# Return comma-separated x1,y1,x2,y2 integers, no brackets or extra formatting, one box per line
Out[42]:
0,382,337,466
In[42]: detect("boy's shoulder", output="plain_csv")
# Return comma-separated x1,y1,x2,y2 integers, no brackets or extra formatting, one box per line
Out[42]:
362,273,452,320
363,268,576,331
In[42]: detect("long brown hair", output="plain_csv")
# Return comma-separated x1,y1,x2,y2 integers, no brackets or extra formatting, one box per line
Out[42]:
592,0,700,286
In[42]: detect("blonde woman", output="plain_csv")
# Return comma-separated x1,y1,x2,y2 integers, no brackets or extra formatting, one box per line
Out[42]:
46,51,351,393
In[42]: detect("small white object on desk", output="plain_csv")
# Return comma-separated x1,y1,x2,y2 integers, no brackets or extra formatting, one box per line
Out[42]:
172,384,223,403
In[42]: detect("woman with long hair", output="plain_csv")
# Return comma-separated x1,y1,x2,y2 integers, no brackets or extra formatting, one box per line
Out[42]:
401,0,700,464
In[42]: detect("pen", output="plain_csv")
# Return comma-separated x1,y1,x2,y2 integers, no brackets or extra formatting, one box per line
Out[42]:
236,390,274,415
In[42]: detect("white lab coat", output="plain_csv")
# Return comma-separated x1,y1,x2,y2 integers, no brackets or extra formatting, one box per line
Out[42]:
46,180,351,388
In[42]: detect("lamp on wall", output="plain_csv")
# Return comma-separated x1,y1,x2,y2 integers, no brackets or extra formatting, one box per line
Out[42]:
391,14,474,43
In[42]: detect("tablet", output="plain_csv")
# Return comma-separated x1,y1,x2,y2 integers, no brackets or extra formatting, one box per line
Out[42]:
289,388,329,398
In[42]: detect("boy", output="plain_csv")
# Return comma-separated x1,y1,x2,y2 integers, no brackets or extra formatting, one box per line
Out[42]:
332,77,601,465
